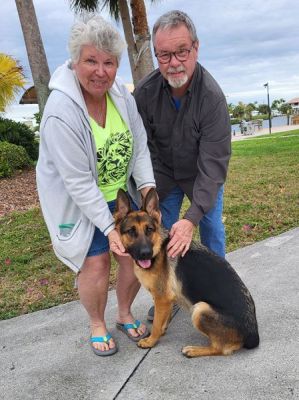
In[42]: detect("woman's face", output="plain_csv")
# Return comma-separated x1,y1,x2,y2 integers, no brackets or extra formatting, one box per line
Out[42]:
73,44,118,100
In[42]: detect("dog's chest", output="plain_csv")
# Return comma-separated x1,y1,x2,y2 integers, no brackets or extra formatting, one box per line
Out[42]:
133,264,156,294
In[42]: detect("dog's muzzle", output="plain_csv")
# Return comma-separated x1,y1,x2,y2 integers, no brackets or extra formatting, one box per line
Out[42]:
129,245,153,269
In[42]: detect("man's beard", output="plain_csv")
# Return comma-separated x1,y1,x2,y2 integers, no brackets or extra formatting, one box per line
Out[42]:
167,66,188,88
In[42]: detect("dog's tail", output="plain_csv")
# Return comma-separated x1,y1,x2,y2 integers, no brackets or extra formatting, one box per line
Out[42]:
243,331,260,349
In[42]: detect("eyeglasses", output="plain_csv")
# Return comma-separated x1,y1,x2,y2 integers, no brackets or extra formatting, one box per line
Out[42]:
155,43,194,64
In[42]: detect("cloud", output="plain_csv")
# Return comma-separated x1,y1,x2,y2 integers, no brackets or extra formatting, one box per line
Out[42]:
1,0,298,104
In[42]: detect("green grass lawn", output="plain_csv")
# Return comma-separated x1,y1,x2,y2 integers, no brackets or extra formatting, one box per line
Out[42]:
224,131,299,250
0,130,298,320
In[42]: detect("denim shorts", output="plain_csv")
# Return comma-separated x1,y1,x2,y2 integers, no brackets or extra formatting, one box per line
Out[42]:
86,196,137,258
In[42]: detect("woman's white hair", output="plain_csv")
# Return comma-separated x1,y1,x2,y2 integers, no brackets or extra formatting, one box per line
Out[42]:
68,14,126,64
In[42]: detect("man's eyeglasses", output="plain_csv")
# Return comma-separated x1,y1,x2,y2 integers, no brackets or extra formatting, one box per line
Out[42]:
155,43,195,64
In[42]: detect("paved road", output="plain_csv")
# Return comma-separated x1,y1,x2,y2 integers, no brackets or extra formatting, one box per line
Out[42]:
232,124,298,141
1,228,298,400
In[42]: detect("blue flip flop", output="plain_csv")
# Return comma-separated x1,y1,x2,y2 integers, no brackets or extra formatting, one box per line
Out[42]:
90,333,118,356
116,320,150,342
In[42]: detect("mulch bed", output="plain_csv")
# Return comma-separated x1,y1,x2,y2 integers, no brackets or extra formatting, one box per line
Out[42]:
0,168,39,218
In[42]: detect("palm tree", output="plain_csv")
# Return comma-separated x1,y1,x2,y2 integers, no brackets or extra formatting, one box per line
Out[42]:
271,98,285,114
69,0,155,86
245,103,256,120
15,0,50,114
227,103,235,116
232,102,247,119
0,54,26,112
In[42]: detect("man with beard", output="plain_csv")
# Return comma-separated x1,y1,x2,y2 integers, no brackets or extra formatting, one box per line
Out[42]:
134,11,231,320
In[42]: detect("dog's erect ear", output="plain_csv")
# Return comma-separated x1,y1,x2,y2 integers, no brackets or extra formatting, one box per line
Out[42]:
142,188,160,219
115,189,132,219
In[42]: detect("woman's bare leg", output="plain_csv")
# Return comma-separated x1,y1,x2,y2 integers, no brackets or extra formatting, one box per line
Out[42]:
115,255,147,337
77,252,115,351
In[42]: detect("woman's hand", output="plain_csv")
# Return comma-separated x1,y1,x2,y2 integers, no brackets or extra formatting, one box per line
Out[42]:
108,229,129,257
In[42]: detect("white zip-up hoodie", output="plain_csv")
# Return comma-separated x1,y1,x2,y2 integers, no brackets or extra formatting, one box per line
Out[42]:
36,61,155,272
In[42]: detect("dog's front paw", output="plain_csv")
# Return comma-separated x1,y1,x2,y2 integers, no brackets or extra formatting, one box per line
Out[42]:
137,336,157,348
181,345,197,358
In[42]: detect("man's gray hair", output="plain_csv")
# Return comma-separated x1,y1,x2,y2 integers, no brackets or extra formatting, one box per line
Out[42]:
152,10,198,44
68,14,126,64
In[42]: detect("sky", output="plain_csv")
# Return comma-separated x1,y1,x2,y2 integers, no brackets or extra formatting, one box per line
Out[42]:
1,0,299,108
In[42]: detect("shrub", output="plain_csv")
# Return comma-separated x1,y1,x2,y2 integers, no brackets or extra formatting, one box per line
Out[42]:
0,117,39,160
0,141,32,178
33,112,41,134
230,118,241,125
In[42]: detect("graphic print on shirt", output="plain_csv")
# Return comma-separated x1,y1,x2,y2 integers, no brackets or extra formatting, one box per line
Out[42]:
96,129,132,184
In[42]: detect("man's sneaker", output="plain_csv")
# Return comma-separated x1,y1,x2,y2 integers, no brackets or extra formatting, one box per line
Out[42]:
147,303,180,322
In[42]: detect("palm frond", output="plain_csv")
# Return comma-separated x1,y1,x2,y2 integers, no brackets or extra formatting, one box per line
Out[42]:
69,0,120,22
0,54,26,112
101,0,120,21
69,0,99,13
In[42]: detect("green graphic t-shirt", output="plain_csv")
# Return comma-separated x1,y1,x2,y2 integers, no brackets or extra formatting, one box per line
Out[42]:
90,94,133,202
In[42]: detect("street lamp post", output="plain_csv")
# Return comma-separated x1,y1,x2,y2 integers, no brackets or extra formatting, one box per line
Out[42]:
264,82,272,134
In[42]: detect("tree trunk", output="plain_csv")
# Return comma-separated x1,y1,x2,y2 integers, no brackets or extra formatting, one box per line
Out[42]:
130,0,154,82
118,0,139,87
15,0,50,114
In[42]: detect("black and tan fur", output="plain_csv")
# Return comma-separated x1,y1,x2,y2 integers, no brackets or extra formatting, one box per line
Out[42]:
115,188,259,357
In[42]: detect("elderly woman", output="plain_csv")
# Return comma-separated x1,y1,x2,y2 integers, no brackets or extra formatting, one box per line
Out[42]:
36,15,155,356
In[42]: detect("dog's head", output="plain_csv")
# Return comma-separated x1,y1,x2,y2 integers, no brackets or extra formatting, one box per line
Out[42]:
114,188,163,269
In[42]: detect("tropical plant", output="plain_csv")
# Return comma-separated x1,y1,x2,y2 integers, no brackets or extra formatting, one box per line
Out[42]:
15,0,50,114
0,54,26,112
69,0,155,86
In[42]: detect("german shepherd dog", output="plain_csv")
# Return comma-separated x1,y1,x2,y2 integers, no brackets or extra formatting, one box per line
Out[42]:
115,188,259,357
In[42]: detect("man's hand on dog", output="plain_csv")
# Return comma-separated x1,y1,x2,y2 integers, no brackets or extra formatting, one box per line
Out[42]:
108,229,130,257
167,219,194,258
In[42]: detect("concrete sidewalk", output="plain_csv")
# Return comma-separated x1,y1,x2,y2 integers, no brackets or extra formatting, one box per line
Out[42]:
1,228,298,400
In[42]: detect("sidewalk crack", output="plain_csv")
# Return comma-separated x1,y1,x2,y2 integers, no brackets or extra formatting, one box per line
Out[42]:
113,348,151,399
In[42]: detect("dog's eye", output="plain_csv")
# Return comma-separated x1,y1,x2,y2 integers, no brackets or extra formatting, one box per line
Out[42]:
127,227,137,237
145,226,155,235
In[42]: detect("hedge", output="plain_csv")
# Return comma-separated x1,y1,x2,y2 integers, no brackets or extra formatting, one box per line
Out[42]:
0,141,32,178
0,117,38,160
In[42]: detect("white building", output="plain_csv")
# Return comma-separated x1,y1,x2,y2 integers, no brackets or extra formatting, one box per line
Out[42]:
287,97,299,114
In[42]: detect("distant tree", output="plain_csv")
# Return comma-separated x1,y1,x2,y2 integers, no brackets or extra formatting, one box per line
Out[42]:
227,103,235,116
258,104,269,115
271,98,285,112
280,102,292,115
232,102,246,119
0,53,26,112
15,0,50,114
69,0,155,86
245,103,256,120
